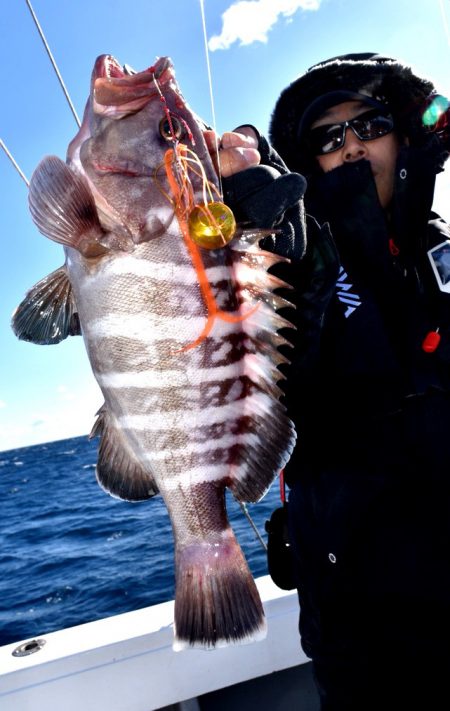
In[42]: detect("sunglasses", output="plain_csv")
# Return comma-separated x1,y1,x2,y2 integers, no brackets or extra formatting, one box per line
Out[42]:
308,109,395,155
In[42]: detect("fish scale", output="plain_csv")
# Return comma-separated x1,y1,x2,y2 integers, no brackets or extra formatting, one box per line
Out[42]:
12,54,296,648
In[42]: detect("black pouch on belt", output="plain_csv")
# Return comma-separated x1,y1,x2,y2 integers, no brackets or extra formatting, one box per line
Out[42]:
265,503,296,591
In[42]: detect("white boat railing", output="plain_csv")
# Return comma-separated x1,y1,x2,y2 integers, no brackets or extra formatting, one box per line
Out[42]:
0,575,309,711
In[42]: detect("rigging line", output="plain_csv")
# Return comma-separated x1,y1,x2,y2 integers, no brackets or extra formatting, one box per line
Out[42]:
238,501,268,552
25,0,81,127
0,140,29,186
438,0,450,46
199,0,223,197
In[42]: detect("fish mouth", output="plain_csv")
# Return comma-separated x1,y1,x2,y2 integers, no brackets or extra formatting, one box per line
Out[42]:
94,54,128,80
93,54,170,81
92,55,173,115
90,158,154,178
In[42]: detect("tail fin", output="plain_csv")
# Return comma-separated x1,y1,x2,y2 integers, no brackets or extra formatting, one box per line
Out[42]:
173,530,266,650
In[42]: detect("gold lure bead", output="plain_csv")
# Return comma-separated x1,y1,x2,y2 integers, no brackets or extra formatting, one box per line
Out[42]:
188,202,236,249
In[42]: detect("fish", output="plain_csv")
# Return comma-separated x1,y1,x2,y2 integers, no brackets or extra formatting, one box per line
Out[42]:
12,54,296,649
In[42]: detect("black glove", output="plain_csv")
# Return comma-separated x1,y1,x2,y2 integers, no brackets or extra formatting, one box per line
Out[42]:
222,127,307,262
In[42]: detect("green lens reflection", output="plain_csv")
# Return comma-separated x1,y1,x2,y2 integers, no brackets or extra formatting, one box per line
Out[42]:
422,95,449,127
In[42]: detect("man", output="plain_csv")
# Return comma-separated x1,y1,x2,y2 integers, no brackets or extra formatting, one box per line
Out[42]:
216,53,450,709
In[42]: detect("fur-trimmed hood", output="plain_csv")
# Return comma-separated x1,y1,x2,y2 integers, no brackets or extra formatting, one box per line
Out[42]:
269,52,447,176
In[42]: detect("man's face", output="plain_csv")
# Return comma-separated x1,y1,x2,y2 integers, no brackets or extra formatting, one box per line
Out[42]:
310,100,400,209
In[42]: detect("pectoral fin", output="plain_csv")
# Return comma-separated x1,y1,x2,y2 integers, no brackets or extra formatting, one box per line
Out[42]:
28,156,109,257
90,406,159,501
12,266,80,344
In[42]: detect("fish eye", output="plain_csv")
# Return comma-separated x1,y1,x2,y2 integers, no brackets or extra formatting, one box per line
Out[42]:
159,115,184,141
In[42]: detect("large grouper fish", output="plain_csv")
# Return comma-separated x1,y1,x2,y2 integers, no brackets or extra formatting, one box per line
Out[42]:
12,54,296,649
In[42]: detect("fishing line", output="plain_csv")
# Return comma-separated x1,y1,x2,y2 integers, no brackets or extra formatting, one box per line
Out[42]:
199,0,223,197
0,139,29,186
198,4,268,549
239,502,268,552
438,0,450,46
25,0,81,127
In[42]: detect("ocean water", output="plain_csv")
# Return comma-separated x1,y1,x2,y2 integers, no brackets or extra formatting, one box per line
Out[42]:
0,435,283,647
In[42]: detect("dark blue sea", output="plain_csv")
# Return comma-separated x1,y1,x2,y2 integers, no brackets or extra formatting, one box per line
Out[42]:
0,435,283,647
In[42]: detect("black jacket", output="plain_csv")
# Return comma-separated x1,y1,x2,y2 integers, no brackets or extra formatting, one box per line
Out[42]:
223,129,450,658
284,149,450,661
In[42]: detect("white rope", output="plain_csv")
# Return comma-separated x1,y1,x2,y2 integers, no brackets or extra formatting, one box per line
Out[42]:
199,0,223,196
25,0,81,127
0,139,29,186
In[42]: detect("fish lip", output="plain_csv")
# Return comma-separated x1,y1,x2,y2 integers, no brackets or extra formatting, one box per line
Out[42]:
93,54,172,83
90,160,153,178
91,56,174,114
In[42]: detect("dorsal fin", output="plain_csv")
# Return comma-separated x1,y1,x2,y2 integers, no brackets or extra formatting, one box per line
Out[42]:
11,266,80,344
220,229,297,503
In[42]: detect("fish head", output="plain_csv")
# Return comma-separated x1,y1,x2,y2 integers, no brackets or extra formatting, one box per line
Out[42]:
67,55,219,243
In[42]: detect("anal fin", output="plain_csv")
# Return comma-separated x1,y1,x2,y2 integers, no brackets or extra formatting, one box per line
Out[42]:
90,405,159,501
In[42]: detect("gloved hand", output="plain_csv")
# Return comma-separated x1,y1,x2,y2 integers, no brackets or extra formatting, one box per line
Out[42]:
218,126,308,262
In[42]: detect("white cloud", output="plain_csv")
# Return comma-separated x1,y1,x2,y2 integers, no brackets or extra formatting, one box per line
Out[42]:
209,0,321,51
57,384,76,401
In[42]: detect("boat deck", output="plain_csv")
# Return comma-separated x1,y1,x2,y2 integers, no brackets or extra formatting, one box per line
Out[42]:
160,663,320,710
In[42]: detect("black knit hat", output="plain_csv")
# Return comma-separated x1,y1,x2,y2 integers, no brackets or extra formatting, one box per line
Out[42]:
269,52,440,175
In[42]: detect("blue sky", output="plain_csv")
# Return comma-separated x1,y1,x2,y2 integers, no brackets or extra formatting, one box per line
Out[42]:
1,0,450,451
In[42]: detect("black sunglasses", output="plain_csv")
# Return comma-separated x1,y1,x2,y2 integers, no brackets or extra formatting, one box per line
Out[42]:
308,109,395,156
